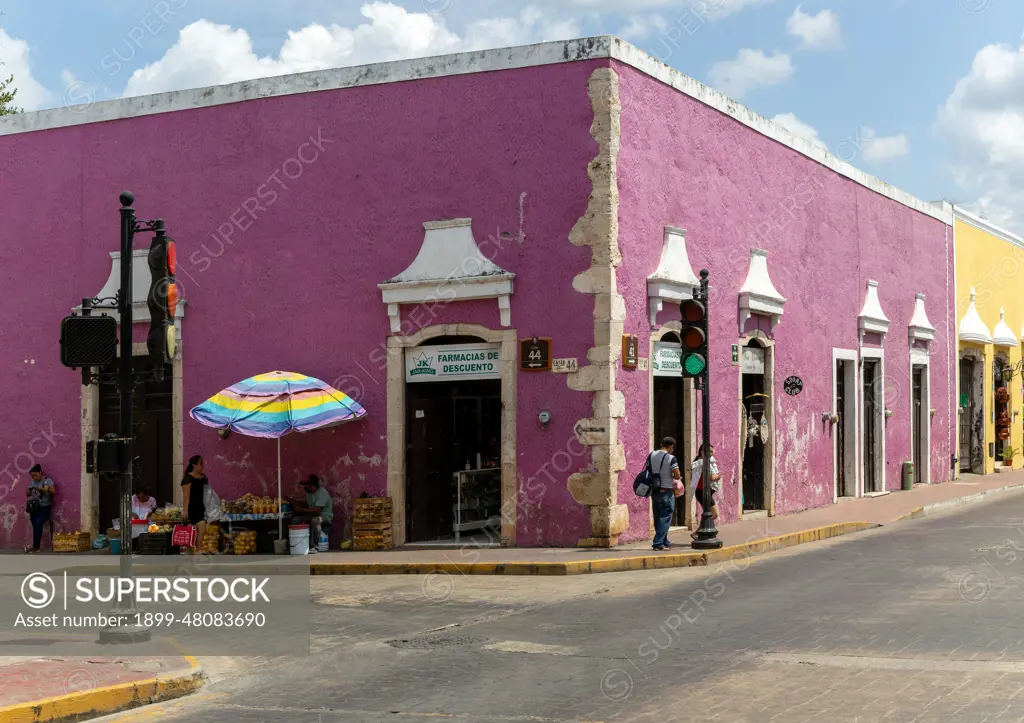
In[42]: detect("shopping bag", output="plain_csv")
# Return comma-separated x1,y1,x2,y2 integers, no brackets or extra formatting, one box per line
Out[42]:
204,485,223,522
171,524,197,548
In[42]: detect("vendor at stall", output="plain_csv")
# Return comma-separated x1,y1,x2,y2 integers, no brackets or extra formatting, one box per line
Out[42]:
288,474,332,551
132,487,157,520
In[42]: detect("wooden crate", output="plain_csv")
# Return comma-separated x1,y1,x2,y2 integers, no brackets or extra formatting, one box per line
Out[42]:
353,497,392,524
54,532,91,552
353,520,392,550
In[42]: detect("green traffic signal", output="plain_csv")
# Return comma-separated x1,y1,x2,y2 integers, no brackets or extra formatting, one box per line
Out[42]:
683,353,706,376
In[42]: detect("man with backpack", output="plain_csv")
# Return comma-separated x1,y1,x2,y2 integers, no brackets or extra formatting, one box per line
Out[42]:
648,437,682,550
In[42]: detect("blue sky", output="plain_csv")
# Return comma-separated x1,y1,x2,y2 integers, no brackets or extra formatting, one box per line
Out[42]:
2,0,1023,230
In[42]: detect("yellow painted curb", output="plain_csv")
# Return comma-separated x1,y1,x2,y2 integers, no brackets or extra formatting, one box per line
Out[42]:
309,521,879,576
0,656,204,723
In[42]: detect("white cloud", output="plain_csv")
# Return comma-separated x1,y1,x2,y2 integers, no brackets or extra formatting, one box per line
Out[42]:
707,49,792,99
772,112,826,148
122,2,577,98
786,6,842,51
937,38,1024,232
0,29,49,111
858,127,909,163
619,14,668,39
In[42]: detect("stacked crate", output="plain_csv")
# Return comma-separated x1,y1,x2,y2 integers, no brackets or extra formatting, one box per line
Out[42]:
54,532,91,552
353,497,392,550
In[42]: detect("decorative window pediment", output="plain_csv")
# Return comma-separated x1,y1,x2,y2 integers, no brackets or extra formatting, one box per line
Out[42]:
378,218,515,334
738,249,786,331
647,226,700,329
993,307,1017,347
908,292,935,344
858,280,890,343
959,287,992,345
74,249,187,324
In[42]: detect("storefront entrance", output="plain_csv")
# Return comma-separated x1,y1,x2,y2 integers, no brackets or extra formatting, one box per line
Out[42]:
862,358,881,493
652,333,687,526
741,342,768,512
97,355,173,532
959,354,984,475
994,356,1010,465
912,365,925,483
404,337,502,545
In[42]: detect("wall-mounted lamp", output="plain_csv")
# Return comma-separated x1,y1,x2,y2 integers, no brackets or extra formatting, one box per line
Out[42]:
884,408,893,420
538,410,552,428
217,428,231,440
930,408,937,418
821,412,839,424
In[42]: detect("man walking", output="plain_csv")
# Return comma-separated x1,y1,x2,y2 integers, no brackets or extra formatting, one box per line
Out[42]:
650,437,681,551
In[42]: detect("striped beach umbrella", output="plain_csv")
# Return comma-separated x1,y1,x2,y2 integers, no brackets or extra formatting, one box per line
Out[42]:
190,371,367,538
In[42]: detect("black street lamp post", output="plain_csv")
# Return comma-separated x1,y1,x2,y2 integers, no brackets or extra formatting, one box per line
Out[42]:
691,269,723,550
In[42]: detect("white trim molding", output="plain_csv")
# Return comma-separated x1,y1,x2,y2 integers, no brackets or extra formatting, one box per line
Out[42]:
947,203,1024,250
378,218,515,333
993,308,1017,348
75,250,186,324
959,287,993,345
647,226,700,329
858,280,890,343
908,293,935,344
738,249,786,332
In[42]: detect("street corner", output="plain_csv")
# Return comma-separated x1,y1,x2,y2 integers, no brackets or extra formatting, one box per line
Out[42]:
0,656,204,723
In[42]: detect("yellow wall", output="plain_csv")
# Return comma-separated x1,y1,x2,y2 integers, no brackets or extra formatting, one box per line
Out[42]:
954,216,1024,474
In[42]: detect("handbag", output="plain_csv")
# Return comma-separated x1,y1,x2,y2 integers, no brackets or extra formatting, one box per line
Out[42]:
26,498,40,515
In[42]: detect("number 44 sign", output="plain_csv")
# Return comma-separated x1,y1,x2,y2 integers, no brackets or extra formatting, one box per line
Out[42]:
520,337,552,371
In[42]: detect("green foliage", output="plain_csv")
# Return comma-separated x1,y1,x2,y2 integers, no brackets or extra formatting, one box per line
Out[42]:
0,62,22,116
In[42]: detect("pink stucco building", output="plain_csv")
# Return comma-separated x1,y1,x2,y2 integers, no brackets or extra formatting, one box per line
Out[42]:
0,37,954,549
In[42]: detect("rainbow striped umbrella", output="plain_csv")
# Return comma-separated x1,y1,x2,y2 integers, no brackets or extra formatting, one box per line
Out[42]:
189,371,367,538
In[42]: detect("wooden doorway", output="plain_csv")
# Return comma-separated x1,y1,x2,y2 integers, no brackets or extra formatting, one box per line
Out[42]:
404,336,502,544
97,355,173,532
862,358,882,493
653,332,687,526
912,365,925,483
834,355,857,498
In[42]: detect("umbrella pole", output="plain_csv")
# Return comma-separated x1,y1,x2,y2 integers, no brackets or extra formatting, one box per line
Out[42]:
277,437,283,541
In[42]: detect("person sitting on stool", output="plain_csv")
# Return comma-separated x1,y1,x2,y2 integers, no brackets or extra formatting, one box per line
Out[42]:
289,474,332,553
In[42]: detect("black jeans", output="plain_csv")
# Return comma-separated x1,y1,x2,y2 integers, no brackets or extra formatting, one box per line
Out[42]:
30,506,51,549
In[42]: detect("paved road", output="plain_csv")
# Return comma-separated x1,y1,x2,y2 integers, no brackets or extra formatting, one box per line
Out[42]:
96,493,1024,722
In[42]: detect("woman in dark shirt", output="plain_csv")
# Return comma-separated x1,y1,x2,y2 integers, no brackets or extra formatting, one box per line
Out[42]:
181,454,208,551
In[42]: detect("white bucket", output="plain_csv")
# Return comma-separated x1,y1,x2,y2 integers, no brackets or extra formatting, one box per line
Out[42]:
288,525,309,556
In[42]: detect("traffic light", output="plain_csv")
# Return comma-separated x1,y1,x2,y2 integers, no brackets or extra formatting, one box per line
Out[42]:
679,298,707,378
147,231,178,372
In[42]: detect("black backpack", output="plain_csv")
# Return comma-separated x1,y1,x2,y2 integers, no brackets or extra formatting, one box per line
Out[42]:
633,452,669,498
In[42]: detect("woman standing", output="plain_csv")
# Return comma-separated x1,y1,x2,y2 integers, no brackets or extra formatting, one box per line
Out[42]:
181,455,208,552
25,464,55,553
691,444,722,539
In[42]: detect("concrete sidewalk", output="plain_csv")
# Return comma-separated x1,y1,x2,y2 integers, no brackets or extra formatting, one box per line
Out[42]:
311,472,1024,575
0,655,203,723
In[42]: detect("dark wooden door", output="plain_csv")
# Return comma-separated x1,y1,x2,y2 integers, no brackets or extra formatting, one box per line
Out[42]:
863,360,878,493
836,360,847,497
912,366,924,483
98,356,173,531
405,385,456,543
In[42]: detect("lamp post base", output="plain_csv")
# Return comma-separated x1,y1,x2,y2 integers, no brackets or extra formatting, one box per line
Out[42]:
690,511,723,550
97,604,151,645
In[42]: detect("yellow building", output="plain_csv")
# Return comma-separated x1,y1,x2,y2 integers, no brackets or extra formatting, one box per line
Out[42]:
951,206,1024,476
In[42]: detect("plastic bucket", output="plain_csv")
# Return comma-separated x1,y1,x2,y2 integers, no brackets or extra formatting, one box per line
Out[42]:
288,525,309,556
109,538,121,555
